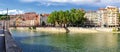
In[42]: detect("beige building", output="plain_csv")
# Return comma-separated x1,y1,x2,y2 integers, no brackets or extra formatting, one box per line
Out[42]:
97,8,107,27
98,6,119,27
106,6,119,27
84,6,119,27
84,11,98,26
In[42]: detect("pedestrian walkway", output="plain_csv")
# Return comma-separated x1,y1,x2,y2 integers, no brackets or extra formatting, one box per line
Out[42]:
0,29,5,52
3,22,22,52
0,21,22,52
4,30,22,52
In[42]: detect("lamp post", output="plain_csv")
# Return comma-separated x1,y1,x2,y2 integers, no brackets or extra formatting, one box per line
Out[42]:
5,8,8,30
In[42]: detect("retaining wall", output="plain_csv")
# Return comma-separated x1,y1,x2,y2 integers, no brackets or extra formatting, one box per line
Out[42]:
10,27,114,33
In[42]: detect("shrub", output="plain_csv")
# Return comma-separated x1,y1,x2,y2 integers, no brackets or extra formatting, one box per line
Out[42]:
29,27,32,30
32,26,36,30
112,27,118,32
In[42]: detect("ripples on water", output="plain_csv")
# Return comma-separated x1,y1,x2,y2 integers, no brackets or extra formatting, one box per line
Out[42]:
11,29,120,52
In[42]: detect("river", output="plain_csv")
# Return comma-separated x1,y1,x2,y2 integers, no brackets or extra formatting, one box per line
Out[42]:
11,29,120,52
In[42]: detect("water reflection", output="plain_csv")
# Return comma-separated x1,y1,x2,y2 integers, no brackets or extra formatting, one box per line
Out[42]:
11,30,119,52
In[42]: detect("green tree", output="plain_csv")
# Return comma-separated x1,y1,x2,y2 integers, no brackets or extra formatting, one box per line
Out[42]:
0,14,8,20
64,10,70,27
47,11,59,26
75,9,85,26
47,8,86,27
70,8,76,24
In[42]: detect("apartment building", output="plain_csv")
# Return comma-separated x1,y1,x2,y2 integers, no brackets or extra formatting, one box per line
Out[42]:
10,12,40,26
106,6,119,27
98,6,119,27
84,11,98,27
97,8,107,27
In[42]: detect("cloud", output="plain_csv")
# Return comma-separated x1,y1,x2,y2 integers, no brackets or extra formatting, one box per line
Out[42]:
36,2,66,6
19,0,120,7
0,9,24,15
20,0,99,3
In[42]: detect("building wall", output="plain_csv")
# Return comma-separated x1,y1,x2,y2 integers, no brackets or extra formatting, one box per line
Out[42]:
106,6,119,26
10,12,40,26
97,6,119,27
84,11,98,26
40,14,49,25
97,8,107,27
85,6,119,27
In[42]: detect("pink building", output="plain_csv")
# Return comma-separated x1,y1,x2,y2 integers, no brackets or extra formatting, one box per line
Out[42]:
10,12,40,26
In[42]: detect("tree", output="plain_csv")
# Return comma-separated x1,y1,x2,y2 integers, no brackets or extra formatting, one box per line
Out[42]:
70,8,76,24
69,8,86,26
0,14,8,20
75,9,85,26
47,8,86,27
47,11,58,26
64,10,70,27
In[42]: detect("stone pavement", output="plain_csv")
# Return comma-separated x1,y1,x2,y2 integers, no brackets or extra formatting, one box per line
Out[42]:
4,30,22,52
0,29,5,52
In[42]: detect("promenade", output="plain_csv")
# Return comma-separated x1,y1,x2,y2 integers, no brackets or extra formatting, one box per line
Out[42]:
0,21,22,52
0,29,5,52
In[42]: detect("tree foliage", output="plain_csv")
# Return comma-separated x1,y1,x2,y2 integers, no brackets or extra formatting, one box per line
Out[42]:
47,8,86,27
0,14,8,20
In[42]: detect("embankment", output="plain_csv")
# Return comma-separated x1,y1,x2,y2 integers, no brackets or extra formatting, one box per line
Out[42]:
10,27,115,33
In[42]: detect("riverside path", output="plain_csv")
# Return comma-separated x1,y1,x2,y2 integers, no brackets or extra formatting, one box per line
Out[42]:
0,21,22,52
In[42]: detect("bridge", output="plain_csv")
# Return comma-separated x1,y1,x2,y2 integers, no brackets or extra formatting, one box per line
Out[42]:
0,21,22,52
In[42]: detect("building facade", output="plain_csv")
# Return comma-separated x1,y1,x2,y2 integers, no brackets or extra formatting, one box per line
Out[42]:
97,6,119,27
84,6,119,27
40,14,49,26
97,8,107,27
84,11,98,27
106,6,119,27
10,12,40,26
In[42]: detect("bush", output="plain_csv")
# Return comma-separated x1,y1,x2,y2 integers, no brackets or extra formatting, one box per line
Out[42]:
118,28,120,31
32,26,36,30
29,27,32,30
112,27,118,32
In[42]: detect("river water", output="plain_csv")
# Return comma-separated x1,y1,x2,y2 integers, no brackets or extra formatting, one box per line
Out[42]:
11,29,120,52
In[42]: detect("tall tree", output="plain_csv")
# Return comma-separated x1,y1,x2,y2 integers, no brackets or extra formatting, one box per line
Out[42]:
0,14,7,20
47,8,86,27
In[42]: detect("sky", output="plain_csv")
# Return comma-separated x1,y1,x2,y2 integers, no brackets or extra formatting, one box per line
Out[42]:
0,0,120,15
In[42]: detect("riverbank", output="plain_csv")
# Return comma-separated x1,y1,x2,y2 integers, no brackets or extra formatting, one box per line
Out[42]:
10,27,66,33
9,27,119,33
